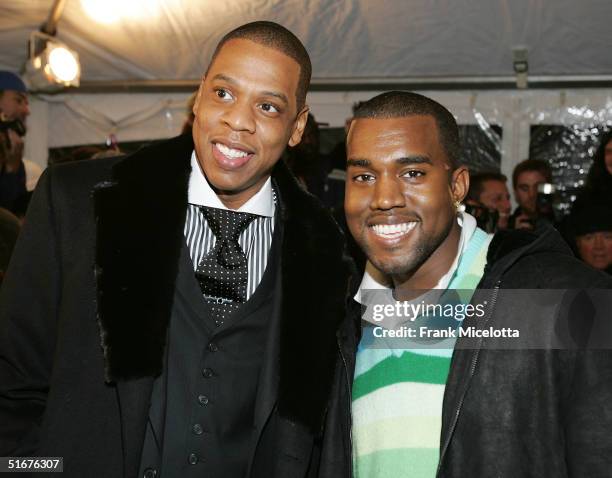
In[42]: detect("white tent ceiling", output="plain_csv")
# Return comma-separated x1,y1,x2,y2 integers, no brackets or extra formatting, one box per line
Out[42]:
1,0,612,89
2,0,611,175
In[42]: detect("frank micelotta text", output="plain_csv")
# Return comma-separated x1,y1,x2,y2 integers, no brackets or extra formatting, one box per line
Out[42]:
372,325,520,339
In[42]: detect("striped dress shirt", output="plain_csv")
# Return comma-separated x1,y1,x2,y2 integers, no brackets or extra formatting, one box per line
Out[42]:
184,152,275,300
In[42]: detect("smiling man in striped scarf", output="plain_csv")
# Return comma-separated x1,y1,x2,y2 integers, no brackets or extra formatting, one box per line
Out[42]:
345,91,612,478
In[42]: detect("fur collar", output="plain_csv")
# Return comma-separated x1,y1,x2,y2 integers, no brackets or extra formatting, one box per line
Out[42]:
93,134,354,433
93,135,193,382
272,151,355,433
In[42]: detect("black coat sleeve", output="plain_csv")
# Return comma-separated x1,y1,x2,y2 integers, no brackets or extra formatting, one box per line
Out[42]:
0,167,61,455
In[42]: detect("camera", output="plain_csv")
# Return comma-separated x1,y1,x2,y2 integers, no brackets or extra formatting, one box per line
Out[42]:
464,203,499,233
0,117,26,137
536,182,557,221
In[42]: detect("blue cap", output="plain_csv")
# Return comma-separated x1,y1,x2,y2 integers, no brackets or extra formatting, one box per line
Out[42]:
0,71,27,93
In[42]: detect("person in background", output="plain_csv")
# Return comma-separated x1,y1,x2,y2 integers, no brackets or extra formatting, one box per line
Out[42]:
576,229,612,275
562,132,612,254
508,158,552,230
284,112,324,192
466,172,511,232
569,194,612,275
0,71,42,213
284,112,366,273
582,130,612,202
327,101,365,172
181,91,198,135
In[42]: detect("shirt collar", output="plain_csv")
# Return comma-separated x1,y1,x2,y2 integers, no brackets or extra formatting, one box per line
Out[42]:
354,212,479,303
188,150,275,217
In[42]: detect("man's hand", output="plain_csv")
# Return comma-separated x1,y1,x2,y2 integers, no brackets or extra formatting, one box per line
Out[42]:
514,212,534,230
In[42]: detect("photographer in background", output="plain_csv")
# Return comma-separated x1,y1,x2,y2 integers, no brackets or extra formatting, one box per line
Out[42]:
508,158,553,230
465,172,512,232
0,71,42,215
569,192,612,275
579,130,612,203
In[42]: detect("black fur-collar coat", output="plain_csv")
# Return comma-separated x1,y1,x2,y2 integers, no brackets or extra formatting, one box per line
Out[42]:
0,134,357,478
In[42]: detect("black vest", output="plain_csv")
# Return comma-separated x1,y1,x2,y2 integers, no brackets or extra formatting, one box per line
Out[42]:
139,219,282,478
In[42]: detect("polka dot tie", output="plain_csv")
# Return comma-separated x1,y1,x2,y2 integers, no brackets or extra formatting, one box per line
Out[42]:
196,206,257,327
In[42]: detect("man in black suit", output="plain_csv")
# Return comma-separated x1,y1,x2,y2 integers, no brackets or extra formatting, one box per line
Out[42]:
0,22,355,478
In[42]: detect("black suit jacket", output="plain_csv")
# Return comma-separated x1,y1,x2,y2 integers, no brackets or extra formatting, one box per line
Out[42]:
0,135,357,478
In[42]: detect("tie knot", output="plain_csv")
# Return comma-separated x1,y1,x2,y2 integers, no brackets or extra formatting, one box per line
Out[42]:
200,206,257,242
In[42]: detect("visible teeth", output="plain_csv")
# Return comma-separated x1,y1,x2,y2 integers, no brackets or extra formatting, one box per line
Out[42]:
216,143,249,159
371,222,416,238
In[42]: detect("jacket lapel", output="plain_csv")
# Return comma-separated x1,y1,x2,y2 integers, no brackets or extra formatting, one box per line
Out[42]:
252,274,282,432
93,134,193,383
251,212,284,435
267,161,355,434
93,134,193,476
247,164,354,475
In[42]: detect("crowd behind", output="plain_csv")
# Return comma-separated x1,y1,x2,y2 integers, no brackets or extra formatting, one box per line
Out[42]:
1,71,611,283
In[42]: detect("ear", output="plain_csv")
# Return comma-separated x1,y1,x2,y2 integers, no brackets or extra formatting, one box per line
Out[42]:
451,165,470,204
193,77,205,115
288,105,310,147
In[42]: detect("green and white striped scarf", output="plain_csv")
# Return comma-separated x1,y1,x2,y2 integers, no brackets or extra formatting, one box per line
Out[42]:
353,226,492,478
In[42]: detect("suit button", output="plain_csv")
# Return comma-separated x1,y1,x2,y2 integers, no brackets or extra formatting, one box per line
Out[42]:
198,395,209,405
202,368,213,378
143,468,157,478
192,423,203,435
188,453,198,465
207,342,218,352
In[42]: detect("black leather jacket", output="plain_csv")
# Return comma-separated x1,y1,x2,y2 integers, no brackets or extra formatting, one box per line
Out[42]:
438,225,612,477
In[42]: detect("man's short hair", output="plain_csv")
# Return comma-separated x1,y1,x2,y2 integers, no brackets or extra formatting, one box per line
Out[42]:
468,172,507,202
512,159,552,189
352,91,462,168
209,21,311,110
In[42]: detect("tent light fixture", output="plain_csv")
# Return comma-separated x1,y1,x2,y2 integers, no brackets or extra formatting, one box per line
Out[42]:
24,31,80,91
